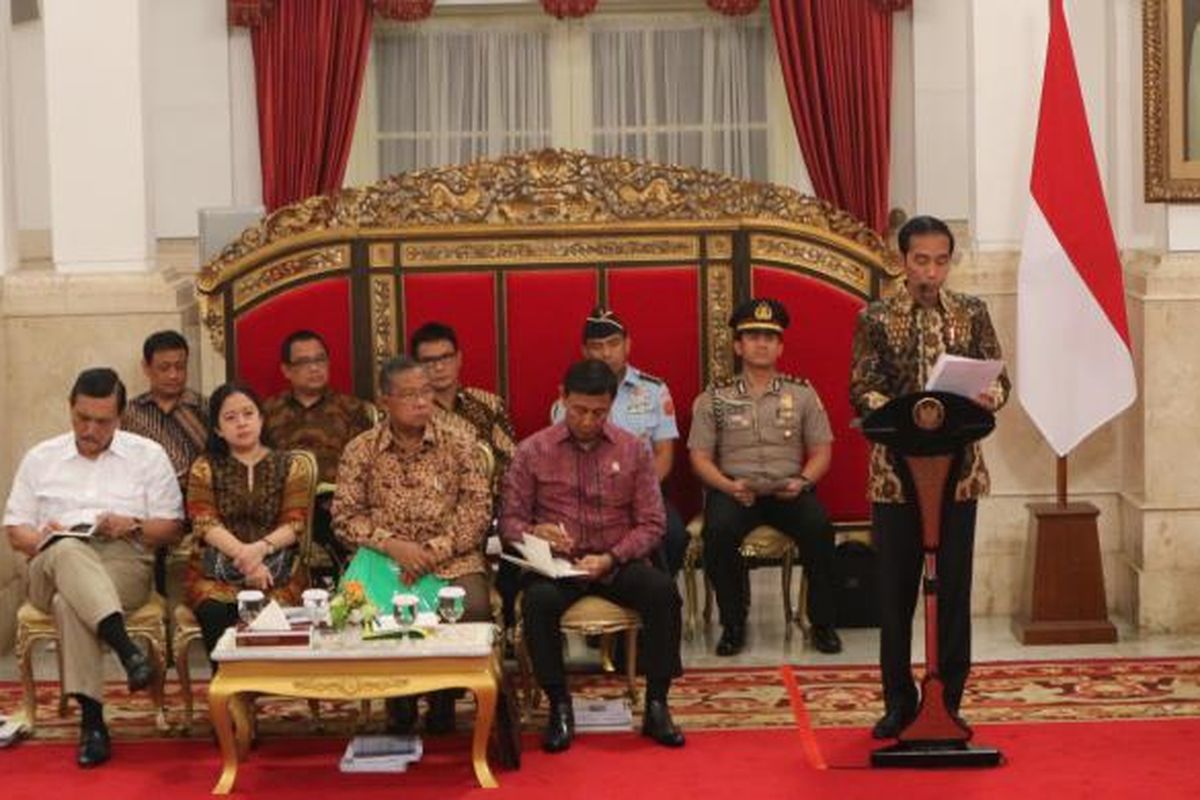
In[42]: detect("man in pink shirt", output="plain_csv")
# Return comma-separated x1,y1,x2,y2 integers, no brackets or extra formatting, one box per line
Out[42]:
501,359,685,753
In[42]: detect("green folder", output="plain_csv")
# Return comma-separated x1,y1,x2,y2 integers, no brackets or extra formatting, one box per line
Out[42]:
339,546,447,614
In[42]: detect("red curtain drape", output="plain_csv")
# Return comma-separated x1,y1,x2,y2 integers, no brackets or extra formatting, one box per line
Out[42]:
769,0,893,234
252,0,373,211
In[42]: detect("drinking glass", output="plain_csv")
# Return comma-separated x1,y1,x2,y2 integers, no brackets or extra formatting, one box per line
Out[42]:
392,593,419,641
301,588,330,647
236,589,265,625
437,586,466,625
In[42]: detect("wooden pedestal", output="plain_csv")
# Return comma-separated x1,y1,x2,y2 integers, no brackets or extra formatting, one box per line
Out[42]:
1012,502,1116,645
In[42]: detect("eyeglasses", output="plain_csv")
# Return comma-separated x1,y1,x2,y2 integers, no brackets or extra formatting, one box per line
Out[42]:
390,387,436,404
416,351,457,367
289,355,329,368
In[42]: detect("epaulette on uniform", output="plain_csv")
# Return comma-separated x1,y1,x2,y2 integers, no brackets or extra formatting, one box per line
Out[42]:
637,371,664,386
708,375,738,392
779,372,810,387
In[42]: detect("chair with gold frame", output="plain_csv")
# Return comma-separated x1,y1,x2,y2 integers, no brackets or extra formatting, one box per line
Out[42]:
513,593,641,715
172,449,319,730
15,592,170,731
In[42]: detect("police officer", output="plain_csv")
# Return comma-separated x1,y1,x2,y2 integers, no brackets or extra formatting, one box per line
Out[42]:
688,298,842,656
552,306,688,574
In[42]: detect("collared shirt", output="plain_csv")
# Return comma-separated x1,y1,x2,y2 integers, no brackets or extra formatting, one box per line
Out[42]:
688,372,833,486
331,418,491,579
850,287,1011,503
434,385,517,491
499,422,665,565
551,364,679,452
263,388,375,484
121,389,209,482
4,430,184,531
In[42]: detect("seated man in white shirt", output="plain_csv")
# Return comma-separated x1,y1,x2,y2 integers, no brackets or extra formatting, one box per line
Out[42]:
4,368,184,768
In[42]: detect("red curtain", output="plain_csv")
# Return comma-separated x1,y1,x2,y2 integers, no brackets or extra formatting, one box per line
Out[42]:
252,0,373,211
769,0,893,234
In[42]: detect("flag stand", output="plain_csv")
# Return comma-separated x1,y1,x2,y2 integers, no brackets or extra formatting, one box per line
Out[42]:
1011,452,1116,644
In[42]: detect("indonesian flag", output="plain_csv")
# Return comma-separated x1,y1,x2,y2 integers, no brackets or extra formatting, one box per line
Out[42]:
1016,0,1136,456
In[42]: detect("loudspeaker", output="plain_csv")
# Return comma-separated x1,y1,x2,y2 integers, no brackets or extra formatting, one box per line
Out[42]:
198,206,265,265
833,540,879,628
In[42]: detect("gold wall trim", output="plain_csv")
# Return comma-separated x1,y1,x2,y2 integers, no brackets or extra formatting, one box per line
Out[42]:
198,149,889,290
708,235,733,260
705,264,735,384
369,242,396,268
369,275,398,379
231,245,349,310
201,295,225,354
401,236,699,268
750,234,872,296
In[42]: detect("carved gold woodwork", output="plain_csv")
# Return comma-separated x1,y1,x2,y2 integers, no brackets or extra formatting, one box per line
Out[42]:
369,275,398,373
197,149,889,290
750,234,872,296
705,264,736,384
231,245,349,309
400,235,698,268
1143,0,1200,200
369,242,396,268
708,234,733,260
199,295,226,354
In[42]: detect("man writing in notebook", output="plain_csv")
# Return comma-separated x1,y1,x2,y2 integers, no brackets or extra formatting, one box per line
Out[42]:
501,359,684,753
850,215,1010,740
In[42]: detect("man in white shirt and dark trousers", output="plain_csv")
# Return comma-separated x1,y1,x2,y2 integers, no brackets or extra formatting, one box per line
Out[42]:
4,368,184,768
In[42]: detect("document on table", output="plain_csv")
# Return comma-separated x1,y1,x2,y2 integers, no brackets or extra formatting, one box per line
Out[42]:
500,535,588,579
925,354,1004,399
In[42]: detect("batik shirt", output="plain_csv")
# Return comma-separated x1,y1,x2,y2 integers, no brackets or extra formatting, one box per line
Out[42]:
849,288,1010,503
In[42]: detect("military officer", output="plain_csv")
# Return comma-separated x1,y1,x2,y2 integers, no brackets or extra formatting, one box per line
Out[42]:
688,298,842,656
551,306,688,574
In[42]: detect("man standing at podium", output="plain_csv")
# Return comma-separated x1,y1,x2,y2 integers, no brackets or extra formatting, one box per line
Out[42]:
849,215,1010,739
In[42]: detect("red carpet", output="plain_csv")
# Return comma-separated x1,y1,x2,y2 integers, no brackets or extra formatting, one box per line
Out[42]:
4,719,1200,800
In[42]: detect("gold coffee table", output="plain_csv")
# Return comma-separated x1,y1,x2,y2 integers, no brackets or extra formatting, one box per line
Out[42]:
208,622,499,793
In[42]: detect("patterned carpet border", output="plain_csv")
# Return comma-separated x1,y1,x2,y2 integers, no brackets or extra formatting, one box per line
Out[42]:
6,656,1200,742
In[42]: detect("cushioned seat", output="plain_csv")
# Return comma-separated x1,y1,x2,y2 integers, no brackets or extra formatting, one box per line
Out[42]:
683,516,809,643
16,593,168,731
515,594,641,714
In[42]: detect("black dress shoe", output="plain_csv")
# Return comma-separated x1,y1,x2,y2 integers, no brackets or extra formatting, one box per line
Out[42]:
77,726,111,768
424,691,456,735
810,625,843,655
715,624,745,657
385,697,418,735
121,649,153,693
871,706,915,740
641,700,685,747
542,699,575,754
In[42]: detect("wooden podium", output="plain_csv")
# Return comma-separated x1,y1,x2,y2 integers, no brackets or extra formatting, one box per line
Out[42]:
862,392,1002,768
1011,499,1116,645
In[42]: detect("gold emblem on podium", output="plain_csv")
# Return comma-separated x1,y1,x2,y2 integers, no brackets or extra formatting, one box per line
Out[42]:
912,397,945,432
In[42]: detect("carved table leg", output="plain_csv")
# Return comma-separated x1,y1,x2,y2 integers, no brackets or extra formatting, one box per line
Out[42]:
208,680,239,794
469,674,499,789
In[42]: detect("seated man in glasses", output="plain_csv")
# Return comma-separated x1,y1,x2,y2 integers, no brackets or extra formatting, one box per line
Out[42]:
263,330,375,576
501,359,685,754
332,356,492,735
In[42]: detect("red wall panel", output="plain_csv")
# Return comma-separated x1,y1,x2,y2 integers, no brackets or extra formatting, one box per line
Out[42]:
403,272,498,393
234,277,355,400
504,270,598,440
752,266,869,521
607,266,703,517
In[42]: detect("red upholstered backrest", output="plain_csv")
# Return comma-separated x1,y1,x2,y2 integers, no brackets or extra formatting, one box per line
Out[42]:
233,277,356,399
751,266,869,521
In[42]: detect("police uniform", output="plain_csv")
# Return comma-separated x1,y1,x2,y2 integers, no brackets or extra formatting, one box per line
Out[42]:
687,299,839,649
552,308,688,574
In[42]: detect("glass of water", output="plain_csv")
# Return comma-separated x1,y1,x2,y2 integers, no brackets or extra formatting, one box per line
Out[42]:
437,586,466,625
301,588,330,647
392,593,419,641
236,589,265,625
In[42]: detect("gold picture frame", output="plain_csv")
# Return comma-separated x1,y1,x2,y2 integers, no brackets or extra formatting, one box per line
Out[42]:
1145,0,1200,200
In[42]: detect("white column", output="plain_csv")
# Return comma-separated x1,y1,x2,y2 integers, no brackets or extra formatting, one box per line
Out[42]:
43,0,154,272
912,0,969,220
0,0,19,274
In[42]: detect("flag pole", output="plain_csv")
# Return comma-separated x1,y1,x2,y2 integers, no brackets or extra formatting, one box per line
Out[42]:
1056,455,1067,507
